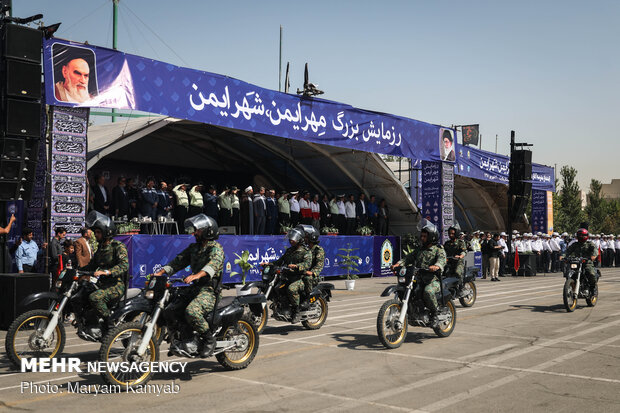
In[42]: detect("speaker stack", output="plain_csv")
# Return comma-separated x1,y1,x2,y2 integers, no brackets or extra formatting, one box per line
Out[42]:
509,150,532,222
0,23,43,201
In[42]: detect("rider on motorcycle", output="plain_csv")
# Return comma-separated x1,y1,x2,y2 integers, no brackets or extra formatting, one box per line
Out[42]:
265,227,312,323
81,211,128,329
298,225,325,295
154,214,224,357
392,220,446,326
562,228,599,290
443,225,467,286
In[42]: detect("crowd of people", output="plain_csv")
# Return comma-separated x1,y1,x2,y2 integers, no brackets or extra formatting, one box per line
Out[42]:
454,230,620,280
89,174,391,236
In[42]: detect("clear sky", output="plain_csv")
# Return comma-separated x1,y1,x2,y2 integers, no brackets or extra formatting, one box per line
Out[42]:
15,0,620,191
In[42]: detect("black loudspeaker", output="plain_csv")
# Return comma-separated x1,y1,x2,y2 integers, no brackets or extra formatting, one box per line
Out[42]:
2,59,42,99
0,273,50,330
1,24,42,64
2,98,41,137
509,150,532,196
1,137,25,159
20,159,37,200
0,159,23,180
510,195,529,222
0,180,19,200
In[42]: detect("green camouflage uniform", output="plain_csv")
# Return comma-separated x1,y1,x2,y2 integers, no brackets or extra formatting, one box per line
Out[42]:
163,240,225,334
88,236,98,254
83,240,128,318
443,239,467,284
564,241,598,287
273,245,312,308
397,244,447,314
304,244,325,294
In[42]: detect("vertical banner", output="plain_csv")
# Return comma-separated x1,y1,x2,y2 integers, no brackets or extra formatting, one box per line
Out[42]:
531,189,548,234
421,161,442,233
50,106,89,237
546,191,554,233
26,131,48,247
372,236,401,277
441,162,454,243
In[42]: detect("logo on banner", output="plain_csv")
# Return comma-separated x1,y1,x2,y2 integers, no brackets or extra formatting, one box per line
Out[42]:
381,239,394,268
139,264,146,276
225,262,232,274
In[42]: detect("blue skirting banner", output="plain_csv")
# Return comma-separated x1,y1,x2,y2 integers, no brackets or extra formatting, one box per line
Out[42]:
116,235,400,288
44,38,445,162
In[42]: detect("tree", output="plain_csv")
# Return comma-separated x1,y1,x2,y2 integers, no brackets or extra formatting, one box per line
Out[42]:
585,179,606,233
555,166,585,233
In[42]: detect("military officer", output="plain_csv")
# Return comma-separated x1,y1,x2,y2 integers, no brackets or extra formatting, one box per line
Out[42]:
562,228,598,290
81,211,128,326
154,214,224,357
443,225,467,286
299,225,325,295
392,220,446,326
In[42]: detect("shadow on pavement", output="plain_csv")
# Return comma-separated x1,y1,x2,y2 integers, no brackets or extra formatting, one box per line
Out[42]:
330,331,432,351
510,303,568,313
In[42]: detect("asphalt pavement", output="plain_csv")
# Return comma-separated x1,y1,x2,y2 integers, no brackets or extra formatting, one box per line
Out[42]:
1,269,619,412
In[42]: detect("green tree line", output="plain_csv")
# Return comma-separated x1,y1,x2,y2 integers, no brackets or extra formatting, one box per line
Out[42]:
553,166,620,235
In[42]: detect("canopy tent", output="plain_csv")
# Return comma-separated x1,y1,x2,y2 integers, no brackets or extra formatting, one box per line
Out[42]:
87,116,420,234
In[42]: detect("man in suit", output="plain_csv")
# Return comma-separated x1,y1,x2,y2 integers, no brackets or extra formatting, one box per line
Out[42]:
266,189,278,235
156,181,172,218
112,177,130,217
320,194,331,227
203,185,219,221
141,178,158,220
356,193,368,227
92,174,110,215
253,186,267,235
74,227,93,268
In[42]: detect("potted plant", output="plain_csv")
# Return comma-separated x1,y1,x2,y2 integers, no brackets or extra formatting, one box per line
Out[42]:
337,243,360,290
328,226,339,236
356,225,373,236
280,223,292,235
320,226,331,235
230,249,255,296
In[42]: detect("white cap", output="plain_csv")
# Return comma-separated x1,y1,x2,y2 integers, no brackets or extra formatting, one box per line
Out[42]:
244,186,253,193
500,232,507,236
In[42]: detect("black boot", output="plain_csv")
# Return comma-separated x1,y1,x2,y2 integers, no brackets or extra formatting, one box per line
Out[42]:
199,331,216,358
430,311,439,328
291,307,301,324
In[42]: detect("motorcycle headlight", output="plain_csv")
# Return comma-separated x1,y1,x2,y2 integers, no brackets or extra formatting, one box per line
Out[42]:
55,280,63,288
398,276,406,283
145,290,155,300
570,264,578,269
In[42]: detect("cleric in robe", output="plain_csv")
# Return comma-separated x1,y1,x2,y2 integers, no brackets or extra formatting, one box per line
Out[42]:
52,44,98,104
440,129,455,162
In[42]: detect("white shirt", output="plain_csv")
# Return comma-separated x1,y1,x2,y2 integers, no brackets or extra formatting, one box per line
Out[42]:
608,241,615,251
549,238,561,252
531,240,541,252
543,240,552,252
289,198,300,213
299,199,310,210
522,240,532,253
345,201,356,218
512,240,522,253
337,201,346,215
600,240,608,249
615,240,620,249
499,238,508,253
311,201,320,214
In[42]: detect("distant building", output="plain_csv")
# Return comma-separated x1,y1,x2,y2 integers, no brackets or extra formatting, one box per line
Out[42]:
601,179,620,200
579,190,587,208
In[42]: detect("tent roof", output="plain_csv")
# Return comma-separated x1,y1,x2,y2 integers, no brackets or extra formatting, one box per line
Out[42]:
87,117,420,234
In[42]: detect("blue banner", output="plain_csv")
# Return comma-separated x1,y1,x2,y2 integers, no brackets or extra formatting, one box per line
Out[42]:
531,189,548,234
117,234,383,288
44,38,445,162
455,145,555,192
421,161,442,230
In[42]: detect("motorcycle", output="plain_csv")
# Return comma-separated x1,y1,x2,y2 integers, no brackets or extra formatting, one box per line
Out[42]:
4,268,140,367
242,264,334,333
99,274,264,388
562,257,601,312
443,257,478,307
377,265,457,349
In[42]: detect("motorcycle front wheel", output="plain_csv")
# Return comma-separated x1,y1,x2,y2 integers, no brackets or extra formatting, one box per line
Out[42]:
433,300,457,337
5,309,65,367
563,278,577,312
376,299,408,349
216,316,259,370
459,282,477,307
99,321,159,389
302,296,328,330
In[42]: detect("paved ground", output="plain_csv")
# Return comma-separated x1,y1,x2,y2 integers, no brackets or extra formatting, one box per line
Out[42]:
1,269,619,412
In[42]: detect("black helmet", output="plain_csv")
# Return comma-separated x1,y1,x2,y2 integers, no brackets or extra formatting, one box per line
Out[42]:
184,214,218,241
448,223,461,238
417,218,439,245
286,227,305,245
297,224,319,244
86,210,115,238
